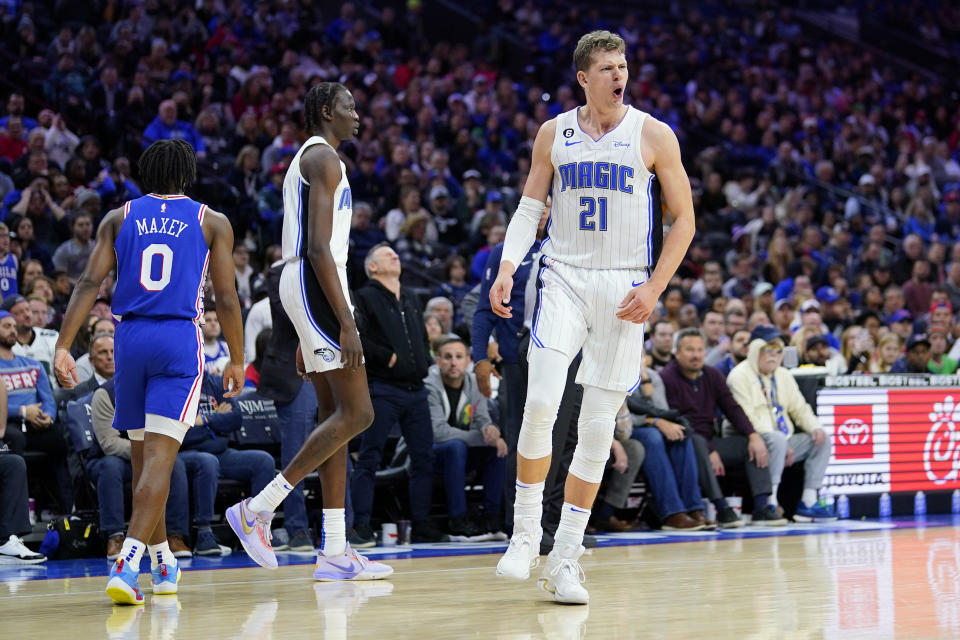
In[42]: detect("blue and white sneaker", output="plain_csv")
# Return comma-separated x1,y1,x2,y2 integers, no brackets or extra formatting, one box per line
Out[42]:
150,558,181,595
313,544,394,581
106,558,144,605
794,500,839,522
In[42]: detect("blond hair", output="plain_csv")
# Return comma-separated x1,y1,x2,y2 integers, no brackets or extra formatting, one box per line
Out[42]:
573,31,625,72
868,333,902,373
840,325,861,363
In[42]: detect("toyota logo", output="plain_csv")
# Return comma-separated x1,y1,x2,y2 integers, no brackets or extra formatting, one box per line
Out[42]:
837,418,871,445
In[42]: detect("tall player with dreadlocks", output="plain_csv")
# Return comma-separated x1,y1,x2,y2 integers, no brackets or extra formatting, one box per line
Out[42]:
53,139,245,604
226,82,392,581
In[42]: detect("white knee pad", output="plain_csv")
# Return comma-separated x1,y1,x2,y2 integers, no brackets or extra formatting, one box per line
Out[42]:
145,413,191,444
517,347,571,460
569,386,625,484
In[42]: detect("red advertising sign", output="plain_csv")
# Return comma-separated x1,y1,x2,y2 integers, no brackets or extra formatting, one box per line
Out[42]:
888,391,960,493
834,404,874,460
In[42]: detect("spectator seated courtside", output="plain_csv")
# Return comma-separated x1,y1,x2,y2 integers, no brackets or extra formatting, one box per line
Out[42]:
426,336,506,538
626,362,713,531
726,325,837,522
0,310,72,515
660,328,782,527
185,371,277,555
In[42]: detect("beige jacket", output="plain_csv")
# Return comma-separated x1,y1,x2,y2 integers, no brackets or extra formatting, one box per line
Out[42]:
726,339,820,436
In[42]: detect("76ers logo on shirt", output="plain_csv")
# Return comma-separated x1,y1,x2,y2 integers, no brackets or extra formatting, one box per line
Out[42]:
315,348,336,363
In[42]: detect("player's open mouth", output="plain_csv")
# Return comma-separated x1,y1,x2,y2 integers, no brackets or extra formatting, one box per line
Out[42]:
613,87,623,98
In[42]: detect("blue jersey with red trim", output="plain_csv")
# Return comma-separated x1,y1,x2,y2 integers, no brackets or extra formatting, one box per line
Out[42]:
112,194,210,321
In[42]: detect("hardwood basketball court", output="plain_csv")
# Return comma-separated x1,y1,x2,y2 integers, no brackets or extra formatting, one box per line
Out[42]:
3,519,959,639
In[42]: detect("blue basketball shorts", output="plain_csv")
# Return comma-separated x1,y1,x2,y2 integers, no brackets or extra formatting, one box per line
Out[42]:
112,316,204,431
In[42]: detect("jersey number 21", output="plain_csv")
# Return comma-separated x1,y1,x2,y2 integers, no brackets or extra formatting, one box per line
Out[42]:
579,197,608,231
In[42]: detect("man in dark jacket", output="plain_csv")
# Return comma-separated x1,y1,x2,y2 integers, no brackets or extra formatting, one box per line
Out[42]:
350,244,447,543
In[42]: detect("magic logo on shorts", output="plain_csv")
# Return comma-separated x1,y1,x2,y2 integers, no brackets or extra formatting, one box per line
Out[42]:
314,347,336,363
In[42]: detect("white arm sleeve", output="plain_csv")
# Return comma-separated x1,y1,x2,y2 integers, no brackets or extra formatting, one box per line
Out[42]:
500,196,545,272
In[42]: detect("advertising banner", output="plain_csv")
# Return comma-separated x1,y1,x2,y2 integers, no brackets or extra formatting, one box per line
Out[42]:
819,382,960,496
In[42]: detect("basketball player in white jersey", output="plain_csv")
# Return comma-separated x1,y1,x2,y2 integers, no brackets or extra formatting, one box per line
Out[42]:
490,31,695,603
227,83,391,581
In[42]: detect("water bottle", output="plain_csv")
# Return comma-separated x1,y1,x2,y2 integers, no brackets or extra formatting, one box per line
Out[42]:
837,494,850,519
879,492,892,518
914,491,927,516
953,490,960,515
28,498,36,526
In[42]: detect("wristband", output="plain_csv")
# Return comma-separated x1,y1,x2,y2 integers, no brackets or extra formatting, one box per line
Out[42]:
653,417,660,427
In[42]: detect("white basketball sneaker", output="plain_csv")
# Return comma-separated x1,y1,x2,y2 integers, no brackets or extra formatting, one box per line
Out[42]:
538,543,589,604
495,518,541,580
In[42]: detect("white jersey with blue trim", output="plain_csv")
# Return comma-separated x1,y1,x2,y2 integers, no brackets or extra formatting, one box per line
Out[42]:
546,106,662,270
280,135,352,269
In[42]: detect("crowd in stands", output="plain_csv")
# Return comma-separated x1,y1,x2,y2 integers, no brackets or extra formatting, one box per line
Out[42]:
1,0,960,561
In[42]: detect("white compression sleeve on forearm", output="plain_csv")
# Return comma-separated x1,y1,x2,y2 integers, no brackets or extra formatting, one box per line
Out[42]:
500,196,545,271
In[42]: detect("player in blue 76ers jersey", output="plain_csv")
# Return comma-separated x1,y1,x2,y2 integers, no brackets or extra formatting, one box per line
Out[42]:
53,140,245,606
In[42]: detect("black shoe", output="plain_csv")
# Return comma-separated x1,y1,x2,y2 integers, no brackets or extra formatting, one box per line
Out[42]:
539,529,555,556
347,523,376,548
484,514,505,535
448,516,484,538
717,507,744,529
582,534,597,548
411,520,450,543
751,505,787,526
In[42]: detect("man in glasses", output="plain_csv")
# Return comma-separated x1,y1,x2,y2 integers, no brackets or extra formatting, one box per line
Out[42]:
726,325,837,522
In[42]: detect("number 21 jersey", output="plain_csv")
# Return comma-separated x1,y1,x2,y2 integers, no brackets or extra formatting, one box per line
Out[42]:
547,106,662,270
112,194,210,321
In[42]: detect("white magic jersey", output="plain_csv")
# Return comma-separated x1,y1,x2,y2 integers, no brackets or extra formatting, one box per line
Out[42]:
546,106,661,270
281,135,352,268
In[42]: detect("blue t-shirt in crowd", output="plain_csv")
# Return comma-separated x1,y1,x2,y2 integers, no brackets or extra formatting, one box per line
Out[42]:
1,354,56,420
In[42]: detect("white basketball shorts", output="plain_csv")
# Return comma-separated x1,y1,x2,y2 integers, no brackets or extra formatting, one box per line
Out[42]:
529,256,648,393
279,258,354,374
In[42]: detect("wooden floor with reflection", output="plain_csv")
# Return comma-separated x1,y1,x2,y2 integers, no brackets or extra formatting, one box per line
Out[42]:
4,525,960,639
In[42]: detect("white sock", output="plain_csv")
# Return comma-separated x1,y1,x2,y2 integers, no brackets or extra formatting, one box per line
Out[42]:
148,541,176,569
802,489,818,507
320,508,346,556
248,473,294,514
770,484,779,507
119,537,145,567
513,480,545,528
554,502,590,549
